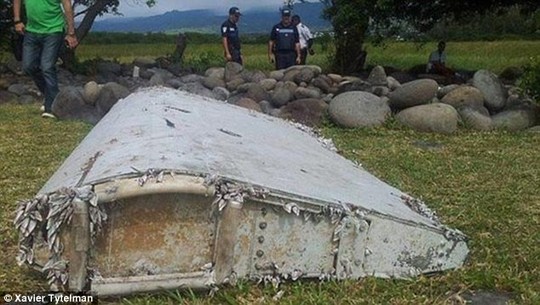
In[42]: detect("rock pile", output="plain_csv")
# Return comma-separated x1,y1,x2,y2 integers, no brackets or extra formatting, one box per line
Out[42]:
1,57,538,133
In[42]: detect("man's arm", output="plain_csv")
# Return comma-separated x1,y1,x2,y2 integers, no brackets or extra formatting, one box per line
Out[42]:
13,0,24,34
61,0,78,48
268,26,276,63
268,40,275,63
222,37,232,61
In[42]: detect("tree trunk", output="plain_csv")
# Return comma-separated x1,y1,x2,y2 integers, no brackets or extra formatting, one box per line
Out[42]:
172,33,187,64
61,0,113,69
332,25,367,75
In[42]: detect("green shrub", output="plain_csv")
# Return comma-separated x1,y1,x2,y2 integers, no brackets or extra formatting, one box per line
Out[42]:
518,56,540,102
185,51,222,72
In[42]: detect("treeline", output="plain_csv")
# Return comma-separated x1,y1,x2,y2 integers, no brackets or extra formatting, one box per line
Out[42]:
426,6,539,41
83,32,269,45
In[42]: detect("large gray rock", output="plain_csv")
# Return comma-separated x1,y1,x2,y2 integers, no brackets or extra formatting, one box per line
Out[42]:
177,82,214,99
283,69,301,82
212,87,230,101
205,67,225,80
294,67,317,84
83,81,101,105
180,74,204,83
7,83,29,96
437,84,460,99
243,70,267,83
311,76,333,93
388,79,438,109
0,90,17,105
294,86,321,99
259,100,274,114
269,70,284,81
386,76,401,91
271,87,293,107
95,82,130,117
232,97,262,112
492,109,537,131
52,86,100,124
226,77,246,92
202,77,226,90
457,106,493,131
259,78,277,91
329,91,391,128
336,80,372,95
245,83,270,102
224,62,243,82
280,98,328,127
441,85,485,109
367,65,388,86
396,103,459,134
472,69,507,112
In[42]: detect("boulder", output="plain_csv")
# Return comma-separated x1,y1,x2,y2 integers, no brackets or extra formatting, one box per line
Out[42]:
245,83,270,102
329,91,391,128
367,65,388,86
233,97,262,112
280,98,328,127
95,82,130,117
388,79,438,109
202,77,226,90
271,87,293,107
441,85,485,109
83,81,101,105
224,62,244,82
457,106,493,131
0,90,17,105
492,109,537,131
396,103,459,134
472,69,507,112
52,86,100,124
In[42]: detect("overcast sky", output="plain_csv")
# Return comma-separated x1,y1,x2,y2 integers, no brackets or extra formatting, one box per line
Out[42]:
101,0,291,18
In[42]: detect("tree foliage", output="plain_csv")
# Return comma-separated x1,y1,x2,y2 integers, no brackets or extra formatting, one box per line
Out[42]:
294,0,539,74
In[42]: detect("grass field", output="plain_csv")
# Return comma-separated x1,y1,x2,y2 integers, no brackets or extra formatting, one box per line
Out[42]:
0,103,539,304
1,39,539,304
76,40,540,74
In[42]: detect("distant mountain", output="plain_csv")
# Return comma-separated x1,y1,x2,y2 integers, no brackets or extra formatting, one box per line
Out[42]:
91,2,331,34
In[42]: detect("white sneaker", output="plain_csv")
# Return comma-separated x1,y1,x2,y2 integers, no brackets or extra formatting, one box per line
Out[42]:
40,105,45,112
41,112,57,119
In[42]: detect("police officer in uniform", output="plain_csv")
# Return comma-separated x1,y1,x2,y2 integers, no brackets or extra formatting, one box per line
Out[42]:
221,7,242,65
268,9,301,70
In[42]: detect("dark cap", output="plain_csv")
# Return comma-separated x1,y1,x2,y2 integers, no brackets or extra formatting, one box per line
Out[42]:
229,7,241,16
282,9,291,16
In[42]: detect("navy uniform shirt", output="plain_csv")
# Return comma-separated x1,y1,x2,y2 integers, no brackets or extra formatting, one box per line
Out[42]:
270,22,299,52
221,19,241,51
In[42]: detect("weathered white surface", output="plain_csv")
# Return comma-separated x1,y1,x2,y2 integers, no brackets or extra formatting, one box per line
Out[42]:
41,87,440,227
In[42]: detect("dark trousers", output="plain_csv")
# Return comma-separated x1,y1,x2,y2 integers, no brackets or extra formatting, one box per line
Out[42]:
230,48,243,65
275,51,296,70
299,48,308,65
22,32,63,112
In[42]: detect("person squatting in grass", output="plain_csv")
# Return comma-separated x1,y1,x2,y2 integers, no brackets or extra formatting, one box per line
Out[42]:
426,40,465,83
268,8,301,70
13,0,78,119
291,14,314,65
221,6,243,65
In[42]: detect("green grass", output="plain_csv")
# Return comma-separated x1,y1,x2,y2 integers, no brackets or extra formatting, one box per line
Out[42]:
75,40,540,74
0,104,539,304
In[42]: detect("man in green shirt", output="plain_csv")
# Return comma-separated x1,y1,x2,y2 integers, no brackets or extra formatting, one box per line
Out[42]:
13,0,78,118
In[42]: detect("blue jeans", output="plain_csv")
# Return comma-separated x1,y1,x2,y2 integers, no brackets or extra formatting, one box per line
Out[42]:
22,32,63,113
